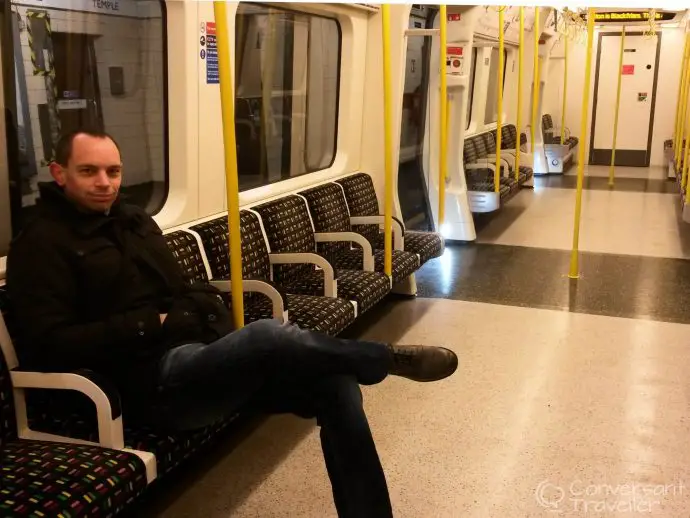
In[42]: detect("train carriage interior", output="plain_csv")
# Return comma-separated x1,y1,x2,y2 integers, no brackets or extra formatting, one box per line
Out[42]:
1,1,690,516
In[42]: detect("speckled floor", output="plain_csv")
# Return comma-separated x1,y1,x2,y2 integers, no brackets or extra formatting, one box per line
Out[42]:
134,299,690,517
133,165,690,517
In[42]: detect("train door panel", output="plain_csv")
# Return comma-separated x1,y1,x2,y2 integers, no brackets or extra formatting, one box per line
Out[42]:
591,32,660,167
397,11,433,231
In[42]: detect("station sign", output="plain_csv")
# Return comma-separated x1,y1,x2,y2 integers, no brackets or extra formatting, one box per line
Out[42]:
580,11,676,23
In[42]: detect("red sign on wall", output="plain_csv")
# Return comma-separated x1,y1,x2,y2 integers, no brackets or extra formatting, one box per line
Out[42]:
447,13,461,21
622,64,634,75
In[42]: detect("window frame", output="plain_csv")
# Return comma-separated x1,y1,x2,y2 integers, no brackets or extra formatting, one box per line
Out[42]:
0,0,170,234
466,47,477,130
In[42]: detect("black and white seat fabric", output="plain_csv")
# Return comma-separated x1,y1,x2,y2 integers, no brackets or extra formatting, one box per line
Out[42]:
164,229,277,323
253,196,391,314
190,211,356,336
299,183,420,284
542,114,578,149
500,124,534,184
462,137,514,200
333,173,444,267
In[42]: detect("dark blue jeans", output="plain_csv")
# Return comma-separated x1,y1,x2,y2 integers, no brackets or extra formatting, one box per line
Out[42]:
155,319,394,518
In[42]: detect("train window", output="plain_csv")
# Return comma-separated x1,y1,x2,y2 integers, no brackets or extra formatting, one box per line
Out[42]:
484,47,508,124
235,4,341,191
1,0,168,244
466,47,477,129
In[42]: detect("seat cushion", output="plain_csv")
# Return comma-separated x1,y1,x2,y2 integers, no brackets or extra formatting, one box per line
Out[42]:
403,231,444,265
329,249,419,284
369,231,443,266
26,411,239,478
1,439,147,516
286,294,355,335
242,293,355,335
282,269,390,314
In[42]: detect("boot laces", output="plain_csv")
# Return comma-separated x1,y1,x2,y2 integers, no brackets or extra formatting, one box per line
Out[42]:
393,348,415,365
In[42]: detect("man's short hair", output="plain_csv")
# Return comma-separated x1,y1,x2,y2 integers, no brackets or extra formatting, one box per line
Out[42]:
54,129,121,166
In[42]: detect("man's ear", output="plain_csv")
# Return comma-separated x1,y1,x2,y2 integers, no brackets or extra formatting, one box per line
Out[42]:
49,162,66,186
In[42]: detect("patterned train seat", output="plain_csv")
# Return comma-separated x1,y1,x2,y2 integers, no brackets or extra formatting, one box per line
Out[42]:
462,134,517,203
253,196,391,314
190,212,356,336
299,182,420,283
488,127,534,185
0,286,149,516
333,173,445,267
542,114,578,150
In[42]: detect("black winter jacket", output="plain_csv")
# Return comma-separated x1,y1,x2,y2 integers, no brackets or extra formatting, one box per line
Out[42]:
6,182,235,411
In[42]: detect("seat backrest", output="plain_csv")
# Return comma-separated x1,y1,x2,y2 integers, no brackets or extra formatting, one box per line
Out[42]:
298,184,352,259
502,125,518,149
484,132,496,155
335,173,382,247
252,195,319,286
163,230,210,284
473,133,490,160
463,136,479,165
0,285,18,445
542,114,554,131
190,211,272,281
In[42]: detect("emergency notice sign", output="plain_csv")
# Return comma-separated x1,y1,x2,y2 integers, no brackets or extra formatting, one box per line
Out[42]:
447,46,464,75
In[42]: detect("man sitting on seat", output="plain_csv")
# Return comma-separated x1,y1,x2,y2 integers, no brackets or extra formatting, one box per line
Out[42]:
6,129,458,518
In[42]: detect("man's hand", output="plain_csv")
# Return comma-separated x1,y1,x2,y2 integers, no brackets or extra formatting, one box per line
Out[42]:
160,314,167,324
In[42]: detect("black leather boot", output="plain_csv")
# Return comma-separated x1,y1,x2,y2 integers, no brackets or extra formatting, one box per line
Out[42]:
387,345,458,382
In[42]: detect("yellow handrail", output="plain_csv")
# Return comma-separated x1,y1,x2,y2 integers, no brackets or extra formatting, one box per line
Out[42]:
568,7,595,280
494,7,504,194
514,7,524,182
439,5,448,226
531,7,540,154
381,4,393,277
678,55,690,195
675,36,690,167
560,36,568,147
681,102,690,198
677,37,690,170
609,27,625,187
673,35,689,158
213,1,244,328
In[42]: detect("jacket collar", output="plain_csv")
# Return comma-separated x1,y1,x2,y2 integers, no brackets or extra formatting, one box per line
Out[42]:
37,182,140,236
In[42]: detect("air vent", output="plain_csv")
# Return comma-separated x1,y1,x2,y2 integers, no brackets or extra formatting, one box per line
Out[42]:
352,4,380,12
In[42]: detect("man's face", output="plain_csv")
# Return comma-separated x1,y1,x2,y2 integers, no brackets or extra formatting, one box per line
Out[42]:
50,133,122,212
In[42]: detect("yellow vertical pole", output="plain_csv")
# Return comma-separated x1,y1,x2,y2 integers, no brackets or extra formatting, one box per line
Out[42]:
676,43,690,170
495,7,504,193
609,27,625,186
683,60,690,194
683,100,690,196
514,7,524,182
531,7,540,153
560,36,568,146
439,5,448,226
213,1,244,328
381,4,393,277
568,7,595,280
673,36,689,157
675,36,690,166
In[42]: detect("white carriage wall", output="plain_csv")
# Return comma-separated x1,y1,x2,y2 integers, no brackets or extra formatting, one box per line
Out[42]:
544,25,685,167
181,1,371,227
466,6,548,141
12,4,165,194
359,4,409,222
